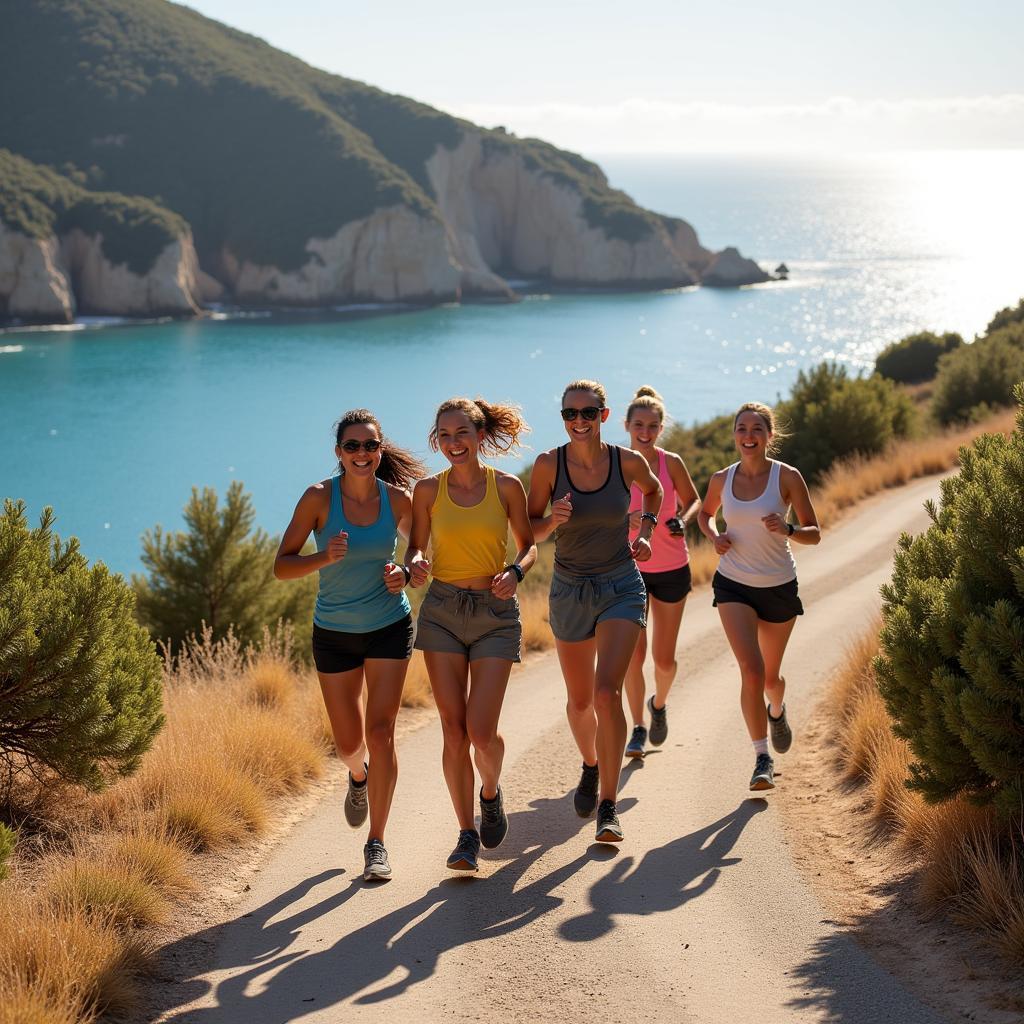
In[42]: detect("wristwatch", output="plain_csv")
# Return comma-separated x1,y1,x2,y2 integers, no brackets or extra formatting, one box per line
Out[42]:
787,522,795,536
505,563,525,582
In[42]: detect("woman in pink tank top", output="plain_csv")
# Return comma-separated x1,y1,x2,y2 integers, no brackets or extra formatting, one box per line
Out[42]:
623,387,701,759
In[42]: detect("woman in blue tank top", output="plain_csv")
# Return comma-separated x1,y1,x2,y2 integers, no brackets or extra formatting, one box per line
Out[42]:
274,409,425,883
527,379,662,844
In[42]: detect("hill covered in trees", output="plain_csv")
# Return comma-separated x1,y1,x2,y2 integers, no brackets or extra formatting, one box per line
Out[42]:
0,0,768,322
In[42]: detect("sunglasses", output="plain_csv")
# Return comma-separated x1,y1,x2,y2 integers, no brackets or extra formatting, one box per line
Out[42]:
340,439,381,454
560,406,603,422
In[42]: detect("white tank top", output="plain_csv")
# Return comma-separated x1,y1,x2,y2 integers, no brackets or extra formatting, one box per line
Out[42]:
718,460,797,587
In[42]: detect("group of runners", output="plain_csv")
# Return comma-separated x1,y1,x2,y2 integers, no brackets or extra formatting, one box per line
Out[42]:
274,380,821,882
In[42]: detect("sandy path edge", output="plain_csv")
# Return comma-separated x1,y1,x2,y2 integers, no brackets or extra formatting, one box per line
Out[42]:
143,473,998,1024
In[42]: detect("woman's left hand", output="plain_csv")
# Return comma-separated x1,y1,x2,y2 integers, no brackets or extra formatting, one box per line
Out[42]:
631,536,653,562
383,562,407,594
490,569,519,600
761,513,788,535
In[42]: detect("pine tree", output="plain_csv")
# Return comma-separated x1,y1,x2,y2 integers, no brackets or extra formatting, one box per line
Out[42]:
133,482,315,652
0,500,164,795
875,383,1024,815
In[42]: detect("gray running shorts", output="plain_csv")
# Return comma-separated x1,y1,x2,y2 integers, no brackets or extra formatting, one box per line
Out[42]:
414,580,522,662
548,563,647,643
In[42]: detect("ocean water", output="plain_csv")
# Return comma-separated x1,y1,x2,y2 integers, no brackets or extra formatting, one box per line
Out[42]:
2,150,1022,574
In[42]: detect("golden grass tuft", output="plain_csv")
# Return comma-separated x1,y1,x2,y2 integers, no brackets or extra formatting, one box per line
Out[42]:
243,657,297,708
0,898,149,1022
44,858,170,928
106,829,193,894
219,709,325,795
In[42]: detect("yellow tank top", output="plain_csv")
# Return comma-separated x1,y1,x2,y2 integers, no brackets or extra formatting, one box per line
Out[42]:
430,466,509,582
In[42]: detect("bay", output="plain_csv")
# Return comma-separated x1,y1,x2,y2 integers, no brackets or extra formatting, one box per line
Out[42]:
2,150,1022,574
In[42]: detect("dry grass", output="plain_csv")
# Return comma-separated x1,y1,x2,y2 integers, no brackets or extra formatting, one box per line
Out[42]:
828,623,1024,966
44,857,170,928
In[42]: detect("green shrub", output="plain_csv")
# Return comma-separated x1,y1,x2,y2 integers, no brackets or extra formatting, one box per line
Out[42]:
986,297,1024,334
931,325,1024,425
133,482,315,653
875,330,963,384
777,363,916,484
660,412,736,500
0,500,163,794
0,823,15,879
874,385,1024,815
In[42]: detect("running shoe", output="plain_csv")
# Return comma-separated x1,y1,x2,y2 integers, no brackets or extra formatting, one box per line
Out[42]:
750,752,775,791
446,829,481,872
362,838,392,882
647,695,669,746
574,762,600,818
595,799,624,842
768,703,793,754
625,725,648,759
344,764,368,828
479,787,508,849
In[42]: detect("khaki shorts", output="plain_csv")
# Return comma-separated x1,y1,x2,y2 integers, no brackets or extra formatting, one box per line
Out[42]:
414,580,522,662
549,563,647,643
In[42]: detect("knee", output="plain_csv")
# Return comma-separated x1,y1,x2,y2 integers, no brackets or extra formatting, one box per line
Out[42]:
364,717,395,754
467,721,498,753
440,716,469,751
653,654,677,676
738,656,765,688
566,695,593,717
593,683,622,716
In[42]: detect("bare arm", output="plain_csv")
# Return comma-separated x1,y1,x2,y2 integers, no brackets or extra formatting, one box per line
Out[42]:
621,448,662,562
404,477,438,586
665,452,701,525
768,465,821,545
698,471,732,555
491,475,539,599
527,451,571,542
273,484,341,579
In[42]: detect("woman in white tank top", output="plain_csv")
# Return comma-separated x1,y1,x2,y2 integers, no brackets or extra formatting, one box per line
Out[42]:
697,402,821,792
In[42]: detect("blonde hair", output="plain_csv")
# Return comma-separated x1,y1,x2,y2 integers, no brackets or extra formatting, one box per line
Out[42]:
429,397,529,457
733,401,789,455
626,385,666,423
562,379,607,406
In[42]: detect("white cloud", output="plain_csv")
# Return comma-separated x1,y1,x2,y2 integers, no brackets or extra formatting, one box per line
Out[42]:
443,94,1024,153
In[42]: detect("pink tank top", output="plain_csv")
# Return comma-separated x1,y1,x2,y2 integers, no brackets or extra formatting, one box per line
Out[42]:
629,449,689,572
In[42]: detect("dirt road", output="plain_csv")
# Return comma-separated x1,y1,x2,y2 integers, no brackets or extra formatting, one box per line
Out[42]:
157,475,949,1024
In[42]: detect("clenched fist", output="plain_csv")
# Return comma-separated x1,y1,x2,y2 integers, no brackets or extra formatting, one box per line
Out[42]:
551,492,573,527
326,531,348,563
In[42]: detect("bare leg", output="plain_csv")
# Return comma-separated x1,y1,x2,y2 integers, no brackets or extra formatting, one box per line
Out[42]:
556,637,598,766
466,657,513,799
318,667,367,781
649,595,687,709
717,603,767,741
593,618,643,802
361,658,408,843
624,625,649,727
758,618,797,715
424,650,474,831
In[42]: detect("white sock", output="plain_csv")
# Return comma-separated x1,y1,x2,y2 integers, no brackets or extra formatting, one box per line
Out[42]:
753,737,769,756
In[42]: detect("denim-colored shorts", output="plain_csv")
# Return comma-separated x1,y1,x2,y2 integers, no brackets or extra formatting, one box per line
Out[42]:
414,580,522,662
548,563,647,643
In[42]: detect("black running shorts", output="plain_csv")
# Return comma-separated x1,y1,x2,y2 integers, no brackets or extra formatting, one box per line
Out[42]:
640,564,693,605
711,571,803,623
312,614,414,674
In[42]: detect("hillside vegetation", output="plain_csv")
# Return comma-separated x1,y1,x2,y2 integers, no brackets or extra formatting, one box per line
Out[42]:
1,0,668,274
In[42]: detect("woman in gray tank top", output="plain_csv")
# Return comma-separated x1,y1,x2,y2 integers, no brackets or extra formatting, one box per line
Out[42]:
528,379,662,844
697,402,821,793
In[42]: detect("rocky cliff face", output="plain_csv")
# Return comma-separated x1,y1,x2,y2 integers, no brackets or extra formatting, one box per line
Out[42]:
0,220,201,322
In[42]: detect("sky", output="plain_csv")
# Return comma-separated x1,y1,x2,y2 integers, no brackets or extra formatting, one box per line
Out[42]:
186,1,1024,153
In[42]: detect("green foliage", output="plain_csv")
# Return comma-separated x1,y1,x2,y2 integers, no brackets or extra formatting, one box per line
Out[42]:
133,482,315,653
777,363,916,484
660,412,737,500
0,500,163,794
0,149,185,274
874,386,1024,816
0,823,15,879
986,297,1024,334
875,330,963,384
931,325,1024,425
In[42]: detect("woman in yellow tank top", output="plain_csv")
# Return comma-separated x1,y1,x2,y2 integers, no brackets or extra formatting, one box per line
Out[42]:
406,397,537,873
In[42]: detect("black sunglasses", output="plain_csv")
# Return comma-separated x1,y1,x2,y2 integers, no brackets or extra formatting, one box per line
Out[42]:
561,406,603,422
340,439,381,453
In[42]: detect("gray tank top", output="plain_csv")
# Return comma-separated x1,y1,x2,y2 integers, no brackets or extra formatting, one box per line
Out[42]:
552,444,632,576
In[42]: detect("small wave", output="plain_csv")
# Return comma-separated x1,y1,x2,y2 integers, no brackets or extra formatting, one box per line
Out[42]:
0,344,25,354
332,303,411,313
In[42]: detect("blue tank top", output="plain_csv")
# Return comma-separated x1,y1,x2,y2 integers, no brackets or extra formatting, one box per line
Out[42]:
313,477,410,633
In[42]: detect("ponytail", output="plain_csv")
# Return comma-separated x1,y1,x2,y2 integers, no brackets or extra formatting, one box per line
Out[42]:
429,397,530,457
626,384,667,423
334,409,426,490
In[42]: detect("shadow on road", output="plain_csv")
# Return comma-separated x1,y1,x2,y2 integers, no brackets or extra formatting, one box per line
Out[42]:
559,799,767,941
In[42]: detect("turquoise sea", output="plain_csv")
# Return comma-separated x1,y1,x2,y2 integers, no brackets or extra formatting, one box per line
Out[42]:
2,150,1022,574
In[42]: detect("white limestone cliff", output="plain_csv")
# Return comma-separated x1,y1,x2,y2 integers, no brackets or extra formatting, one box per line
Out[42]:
0,222,75,322
222,205,462,305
